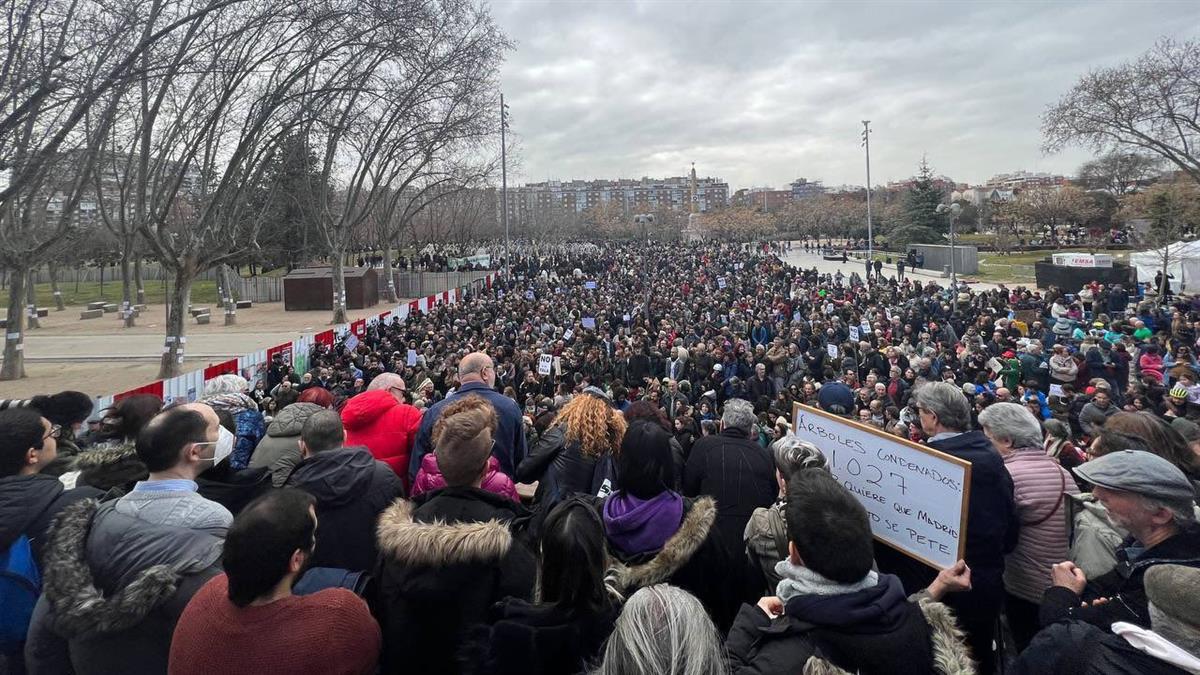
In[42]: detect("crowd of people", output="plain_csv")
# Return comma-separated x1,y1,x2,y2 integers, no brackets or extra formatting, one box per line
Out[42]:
4,239,1200,675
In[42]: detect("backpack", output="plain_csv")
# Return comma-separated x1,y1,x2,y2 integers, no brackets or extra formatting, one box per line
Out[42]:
0,535,41,648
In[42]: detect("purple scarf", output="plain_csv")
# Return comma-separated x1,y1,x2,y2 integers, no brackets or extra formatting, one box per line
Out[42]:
603,491,684,556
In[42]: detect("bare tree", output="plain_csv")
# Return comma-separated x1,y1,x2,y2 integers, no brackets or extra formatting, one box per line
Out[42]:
1121,179,1200,299
1077,151,1163,195
1044,38,1200,185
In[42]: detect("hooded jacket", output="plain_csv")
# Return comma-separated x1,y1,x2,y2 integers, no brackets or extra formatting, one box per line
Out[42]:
285,446,402,572
413,453,518,502
202,392,266,470
726,575,974,675
340,390,422,483
375,487,536,675
70,442,149,493
249,402,325,487
24,498,224,675
0,473,99,562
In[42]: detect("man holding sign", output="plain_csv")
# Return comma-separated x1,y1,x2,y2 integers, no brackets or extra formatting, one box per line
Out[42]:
876,381,1017,675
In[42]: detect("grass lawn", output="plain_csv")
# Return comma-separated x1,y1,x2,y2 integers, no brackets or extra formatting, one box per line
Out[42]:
975,250,1129,284
19,280,221,307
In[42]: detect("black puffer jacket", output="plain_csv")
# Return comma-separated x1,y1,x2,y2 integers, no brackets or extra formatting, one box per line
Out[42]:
464,599,619,675
375,487,537,675
0,474,99,562
516,426,614,507
285,446,402,572
1015,620,1195,675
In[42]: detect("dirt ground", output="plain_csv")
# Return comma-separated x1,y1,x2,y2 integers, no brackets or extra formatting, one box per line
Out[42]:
1,300,407,398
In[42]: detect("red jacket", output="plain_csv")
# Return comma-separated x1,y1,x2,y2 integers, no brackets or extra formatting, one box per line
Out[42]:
340,390,422,485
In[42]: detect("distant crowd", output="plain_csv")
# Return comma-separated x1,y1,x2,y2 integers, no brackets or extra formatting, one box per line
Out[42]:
4,239,1200,675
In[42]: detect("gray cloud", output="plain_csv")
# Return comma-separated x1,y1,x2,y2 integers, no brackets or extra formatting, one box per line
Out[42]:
493,0,1200,189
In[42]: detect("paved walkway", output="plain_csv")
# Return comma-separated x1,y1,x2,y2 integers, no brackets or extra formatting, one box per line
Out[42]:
781,248,1001,291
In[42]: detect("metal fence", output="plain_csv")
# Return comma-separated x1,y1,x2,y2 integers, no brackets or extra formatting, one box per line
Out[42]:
378,270,493,298
234,276,284,303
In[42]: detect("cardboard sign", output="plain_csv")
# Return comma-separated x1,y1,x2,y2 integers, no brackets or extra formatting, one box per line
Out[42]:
345,334,359,351
406,349,418,367
538,354,553,375
1049,383,1065,398
585,281,597,290
563,329,574,341
582,317,596,329
826,343,839,358
849,326,860,341
718,277,727,290
791,403,971,569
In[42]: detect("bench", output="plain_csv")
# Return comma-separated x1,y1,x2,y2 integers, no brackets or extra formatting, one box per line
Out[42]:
35,307,48,318
80,309,104,320
189,307,210,317
133,304,147,312
235,300,252,309
194,313,211,325
102,303,119,313
86,301,107,311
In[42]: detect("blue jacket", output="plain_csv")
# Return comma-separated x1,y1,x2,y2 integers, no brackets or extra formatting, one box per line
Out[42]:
408,381,528,483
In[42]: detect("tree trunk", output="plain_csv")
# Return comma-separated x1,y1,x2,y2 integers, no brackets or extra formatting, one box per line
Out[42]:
157,266,193,379
120,247,136,327
1,267,27,380
331,252,348,324
382,246,397,303
25,269,40,330
48,262,65,310
221,264,237,325
134,256,146,305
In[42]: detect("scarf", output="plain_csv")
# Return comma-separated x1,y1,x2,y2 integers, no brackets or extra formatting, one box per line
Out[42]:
603,491,684,556
774,557,879,602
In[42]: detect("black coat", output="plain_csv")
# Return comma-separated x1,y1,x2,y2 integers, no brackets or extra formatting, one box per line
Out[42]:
682,429,777,569
286,446,402,572
516,425,612,508
376,487,537,675
1015,619,1192,675
600,495,742,633
463,599,619,675
726,575,973,675
196,463,272,516
0,474,99,563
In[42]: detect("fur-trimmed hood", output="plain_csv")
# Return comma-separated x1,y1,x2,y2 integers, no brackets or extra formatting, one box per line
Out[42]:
376,497,513,567
604,496,717,592
72,441,149,492
800,599,975,675
40,499,178,638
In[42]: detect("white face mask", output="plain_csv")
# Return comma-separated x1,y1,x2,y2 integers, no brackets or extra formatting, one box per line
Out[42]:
196,426,236,467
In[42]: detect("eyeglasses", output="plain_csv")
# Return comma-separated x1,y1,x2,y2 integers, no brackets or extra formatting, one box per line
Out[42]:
44,424,62,440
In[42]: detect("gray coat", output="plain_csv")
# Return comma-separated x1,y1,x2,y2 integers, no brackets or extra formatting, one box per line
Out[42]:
249,402,325,487
24,494,226,675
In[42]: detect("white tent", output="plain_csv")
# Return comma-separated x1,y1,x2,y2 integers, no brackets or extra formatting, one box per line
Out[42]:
1129,239,1200,293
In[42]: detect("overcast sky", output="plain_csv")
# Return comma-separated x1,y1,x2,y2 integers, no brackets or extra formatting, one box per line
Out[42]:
492,0,1199,190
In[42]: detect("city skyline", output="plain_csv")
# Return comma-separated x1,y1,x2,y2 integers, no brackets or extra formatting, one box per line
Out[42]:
492,0,1200,191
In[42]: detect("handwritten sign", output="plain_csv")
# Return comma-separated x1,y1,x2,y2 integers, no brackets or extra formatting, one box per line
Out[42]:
849,326,860,341
582,317,596,329
563,328,574,341
538,354,553,375
718,277,727,290
826,343,838,359
345,334,359,351
406,349,418,367
791,403,971,569
585,281,597,290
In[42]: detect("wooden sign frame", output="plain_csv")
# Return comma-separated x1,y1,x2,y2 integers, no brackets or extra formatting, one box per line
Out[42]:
791,402,973,569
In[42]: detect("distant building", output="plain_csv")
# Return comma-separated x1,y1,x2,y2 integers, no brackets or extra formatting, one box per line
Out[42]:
886,174,960,193
732,187,792,211
952,187,1014,206
500,173,729,230
984,170,1068,190
789,178,826,200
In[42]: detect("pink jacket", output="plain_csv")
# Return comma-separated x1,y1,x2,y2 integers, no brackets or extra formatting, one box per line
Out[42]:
1139,353,1164,380
1002,447,1080,603
412,453,519,502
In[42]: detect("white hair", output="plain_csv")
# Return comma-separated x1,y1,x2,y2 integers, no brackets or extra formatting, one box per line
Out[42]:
202,373,249,397
720,398,756,434
590,585,727,675
977,402,1044,449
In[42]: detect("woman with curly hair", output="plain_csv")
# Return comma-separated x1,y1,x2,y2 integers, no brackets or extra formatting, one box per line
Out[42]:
516,386,627,509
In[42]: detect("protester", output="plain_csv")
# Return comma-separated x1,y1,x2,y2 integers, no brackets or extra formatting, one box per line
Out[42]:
1041,449,1200,630
726,470,974,674
683,398,777,578
517,386,625,507
26,391,94,476
375,387,536,674
466,497,620,674
284,409,402,571
201,375,266,470
412,395,519,501
340,372,423,483
743,436,829,593
978,402,1080,650
25,404,231,674
600,420,739,631
168,489,381,675
249,401,326,487
64,394,163,492
588,584,728,675
409,352,528,483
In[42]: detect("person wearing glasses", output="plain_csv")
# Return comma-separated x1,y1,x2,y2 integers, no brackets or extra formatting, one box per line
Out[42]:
408,352,528,484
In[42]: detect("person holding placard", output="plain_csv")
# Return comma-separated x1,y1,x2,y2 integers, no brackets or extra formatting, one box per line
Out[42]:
874,381,1018,675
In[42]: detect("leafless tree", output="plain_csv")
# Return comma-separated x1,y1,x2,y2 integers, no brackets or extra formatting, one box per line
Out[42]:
1077,150,1163,196
1044,38,1200,185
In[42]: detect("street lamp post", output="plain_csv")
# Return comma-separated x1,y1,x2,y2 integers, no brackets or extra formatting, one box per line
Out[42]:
936,202,963,287
861,121,873,268
500,93,510,279
634,214,654,324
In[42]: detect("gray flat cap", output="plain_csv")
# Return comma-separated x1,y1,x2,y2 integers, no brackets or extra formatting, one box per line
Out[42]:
1073,449,1195,502
581,385,611,402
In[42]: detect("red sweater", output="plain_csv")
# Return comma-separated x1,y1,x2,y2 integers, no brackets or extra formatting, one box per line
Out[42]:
169,574,381,675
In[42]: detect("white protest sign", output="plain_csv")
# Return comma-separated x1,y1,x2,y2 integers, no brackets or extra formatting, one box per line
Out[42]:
406,349,418,366
563,328,574,341
1049,383,1064,398
585,281,597,290
718,277,727,290
538,354,553,375
826,343,839,358
849,326,860,341
791,403,971,569
345,334,359,351
582,317,596,329
525,290,534,300
623,314,631,322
